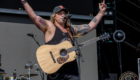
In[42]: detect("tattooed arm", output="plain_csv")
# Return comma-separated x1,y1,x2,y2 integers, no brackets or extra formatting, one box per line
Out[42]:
72,12,105,36
72,0,107,36
88,0,107,33
88,11,105,31
22,2,48,32
72,24,90,36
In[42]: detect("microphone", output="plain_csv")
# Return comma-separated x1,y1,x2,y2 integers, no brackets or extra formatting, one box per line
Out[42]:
62,17,69,20
62,14,72,20
27,33,35,37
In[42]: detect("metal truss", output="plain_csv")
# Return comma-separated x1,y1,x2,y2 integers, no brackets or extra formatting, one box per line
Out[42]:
127,0,140,8
117,11,140,32
122,40,140,53
123,41,137,50
0,8,93,20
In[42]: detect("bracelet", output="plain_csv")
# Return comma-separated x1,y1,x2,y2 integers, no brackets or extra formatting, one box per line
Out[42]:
99,11,104,15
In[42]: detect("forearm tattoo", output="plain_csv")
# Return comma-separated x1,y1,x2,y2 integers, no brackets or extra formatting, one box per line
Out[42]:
73,24,91,35
38,17,47,26
92,17,98,23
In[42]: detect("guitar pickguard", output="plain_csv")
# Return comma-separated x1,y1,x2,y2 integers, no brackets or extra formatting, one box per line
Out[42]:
57,55,69,64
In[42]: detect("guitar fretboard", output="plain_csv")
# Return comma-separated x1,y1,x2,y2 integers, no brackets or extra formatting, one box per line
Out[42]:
79,37,100,48
67,37,100,53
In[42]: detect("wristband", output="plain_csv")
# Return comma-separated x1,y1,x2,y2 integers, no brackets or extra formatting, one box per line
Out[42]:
99,11,104,15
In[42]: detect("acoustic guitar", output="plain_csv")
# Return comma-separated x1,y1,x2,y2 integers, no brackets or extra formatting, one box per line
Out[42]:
36,33,110,74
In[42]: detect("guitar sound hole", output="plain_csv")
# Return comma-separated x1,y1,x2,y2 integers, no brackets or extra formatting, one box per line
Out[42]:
60,49,67,56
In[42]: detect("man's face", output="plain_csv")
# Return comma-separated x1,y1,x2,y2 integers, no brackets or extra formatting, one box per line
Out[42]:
54,10,67,24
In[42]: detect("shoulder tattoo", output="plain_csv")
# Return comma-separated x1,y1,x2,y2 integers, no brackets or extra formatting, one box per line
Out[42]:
38,17,47,25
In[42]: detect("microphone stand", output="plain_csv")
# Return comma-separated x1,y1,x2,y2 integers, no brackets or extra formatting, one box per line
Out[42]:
13,69,16,79
67,14,84,80
27,34,45,80
32,35,40,47
25,61,33,80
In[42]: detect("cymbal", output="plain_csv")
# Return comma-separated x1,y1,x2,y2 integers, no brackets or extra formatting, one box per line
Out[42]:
20,73,38,77
5,77,19,79
0,72,7,75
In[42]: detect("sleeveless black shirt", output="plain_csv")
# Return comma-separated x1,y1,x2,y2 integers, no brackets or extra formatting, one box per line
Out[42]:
45,25,78,75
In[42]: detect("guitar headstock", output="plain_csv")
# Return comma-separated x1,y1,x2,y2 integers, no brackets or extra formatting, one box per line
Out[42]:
99,32,110,41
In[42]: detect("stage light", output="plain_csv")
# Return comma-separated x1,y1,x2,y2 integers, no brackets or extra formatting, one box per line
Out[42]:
113,30,125,42
107,3,110,5
107,7,111,9
108,40,113,43
104,11,114,16
104,11,108,15
109,11,113,15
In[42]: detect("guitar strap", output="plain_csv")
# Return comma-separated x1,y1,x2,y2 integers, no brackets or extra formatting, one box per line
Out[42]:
66,27,75,44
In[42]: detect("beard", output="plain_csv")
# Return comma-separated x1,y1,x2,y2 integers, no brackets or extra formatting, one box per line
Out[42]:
56,18,66,25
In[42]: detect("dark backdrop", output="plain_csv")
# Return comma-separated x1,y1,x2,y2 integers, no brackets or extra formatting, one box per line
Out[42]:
0,0,93,15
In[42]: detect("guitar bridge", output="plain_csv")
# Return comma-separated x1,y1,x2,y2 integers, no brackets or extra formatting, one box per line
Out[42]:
50,51,56,63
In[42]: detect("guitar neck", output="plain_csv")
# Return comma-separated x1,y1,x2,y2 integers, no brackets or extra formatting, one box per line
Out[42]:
79,37,100,48
67,37,100,53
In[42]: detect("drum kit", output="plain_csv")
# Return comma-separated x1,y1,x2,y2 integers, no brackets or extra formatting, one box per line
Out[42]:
0,61,41,80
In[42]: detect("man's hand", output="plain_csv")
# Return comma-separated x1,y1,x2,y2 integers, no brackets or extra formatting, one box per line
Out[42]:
21,0,27,4
99,0,107,13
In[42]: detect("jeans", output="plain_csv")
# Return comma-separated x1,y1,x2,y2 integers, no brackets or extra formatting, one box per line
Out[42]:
47,74,80,80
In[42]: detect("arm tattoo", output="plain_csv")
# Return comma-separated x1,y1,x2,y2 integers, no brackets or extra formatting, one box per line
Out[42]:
92,17,98,23
73,24,91,35
38,17,47,25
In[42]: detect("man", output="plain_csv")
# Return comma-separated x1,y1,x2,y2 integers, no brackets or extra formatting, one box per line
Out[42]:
21,0,107,80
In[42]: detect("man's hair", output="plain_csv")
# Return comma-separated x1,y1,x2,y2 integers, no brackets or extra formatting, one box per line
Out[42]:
50,13,71,28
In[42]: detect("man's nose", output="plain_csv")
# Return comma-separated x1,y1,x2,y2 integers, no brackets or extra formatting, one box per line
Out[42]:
62,14,66,17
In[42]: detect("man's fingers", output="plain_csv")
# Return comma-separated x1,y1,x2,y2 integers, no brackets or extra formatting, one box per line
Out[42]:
104,4,107,8
103,4,107,8
100,3,107,7
99,3,107,9
103,0,105,4
99,3,101,6
100,3,105,5
99,3,104,7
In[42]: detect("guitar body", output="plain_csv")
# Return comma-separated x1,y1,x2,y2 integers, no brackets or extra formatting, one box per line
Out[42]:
36,41,76,74
36,33,110,74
